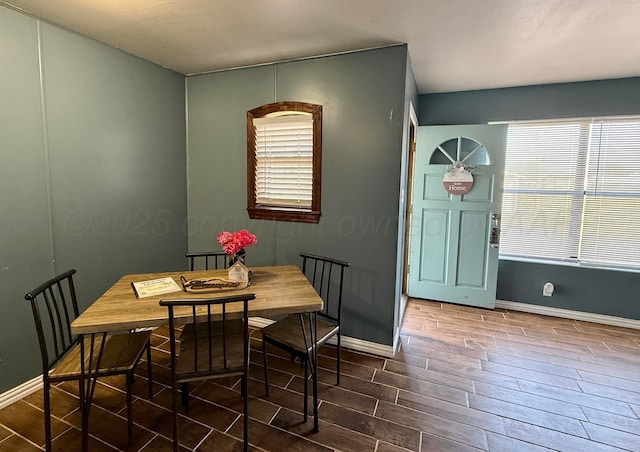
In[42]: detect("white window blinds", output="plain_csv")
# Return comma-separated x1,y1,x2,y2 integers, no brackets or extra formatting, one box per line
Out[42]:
581,121,640,266
501,123,585,261
501,118,640,270
253,114,313,208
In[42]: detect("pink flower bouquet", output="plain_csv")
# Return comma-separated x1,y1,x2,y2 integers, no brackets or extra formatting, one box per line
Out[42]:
216,229,257,256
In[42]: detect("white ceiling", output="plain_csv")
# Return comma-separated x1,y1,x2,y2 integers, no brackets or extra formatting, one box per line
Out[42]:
3,0,640,94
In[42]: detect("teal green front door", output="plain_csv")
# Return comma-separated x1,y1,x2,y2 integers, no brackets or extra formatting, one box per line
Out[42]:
408,125,507,308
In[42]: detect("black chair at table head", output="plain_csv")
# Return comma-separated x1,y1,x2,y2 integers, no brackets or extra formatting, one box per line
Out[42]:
185,251,228,270
24,269,153,451
260,252,350,426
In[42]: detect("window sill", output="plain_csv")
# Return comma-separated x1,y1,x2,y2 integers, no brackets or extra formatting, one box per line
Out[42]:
499,255,640,274
247,207,321,224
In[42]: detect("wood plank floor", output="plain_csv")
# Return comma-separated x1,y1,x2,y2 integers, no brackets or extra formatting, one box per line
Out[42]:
1,298,639,451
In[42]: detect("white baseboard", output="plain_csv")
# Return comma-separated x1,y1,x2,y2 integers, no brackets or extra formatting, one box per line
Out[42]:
338,334,395,358
0,376,42,410
495,300,640,330
249,317,395,358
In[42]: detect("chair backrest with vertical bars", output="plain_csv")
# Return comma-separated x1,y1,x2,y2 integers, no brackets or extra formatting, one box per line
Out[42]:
300,253,350,324
160,294,256,382
186,251,228,271
24,269,81,374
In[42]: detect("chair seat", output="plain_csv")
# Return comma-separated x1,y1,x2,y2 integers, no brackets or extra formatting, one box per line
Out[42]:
262,314,338,354
50,331,152,379
177,319,246,379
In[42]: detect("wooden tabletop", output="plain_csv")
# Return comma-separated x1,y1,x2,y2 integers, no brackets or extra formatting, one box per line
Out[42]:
71,265,323,335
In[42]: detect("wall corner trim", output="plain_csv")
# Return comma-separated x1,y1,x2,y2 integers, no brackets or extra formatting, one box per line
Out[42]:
496,299,640,330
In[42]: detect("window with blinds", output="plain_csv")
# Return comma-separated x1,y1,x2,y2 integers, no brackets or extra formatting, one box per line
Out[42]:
247,101,322,223
500,117,640,269
253,115,313,208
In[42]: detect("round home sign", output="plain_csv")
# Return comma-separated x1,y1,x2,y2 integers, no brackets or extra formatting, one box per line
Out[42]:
443,166,474,195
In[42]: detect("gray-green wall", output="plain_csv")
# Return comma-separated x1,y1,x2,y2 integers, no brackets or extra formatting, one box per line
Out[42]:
419,78,640,321
1,6,416,394
186,45,413,346
0,5,187,392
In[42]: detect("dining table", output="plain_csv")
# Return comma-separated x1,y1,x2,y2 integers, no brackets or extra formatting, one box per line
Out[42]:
70,265,324,448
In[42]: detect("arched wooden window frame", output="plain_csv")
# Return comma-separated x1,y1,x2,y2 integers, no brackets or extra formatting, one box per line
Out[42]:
247,101,322,223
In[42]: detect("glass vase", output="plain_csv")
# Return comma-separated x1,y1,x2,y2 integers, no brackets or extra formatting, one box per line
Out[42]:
228,248,246,267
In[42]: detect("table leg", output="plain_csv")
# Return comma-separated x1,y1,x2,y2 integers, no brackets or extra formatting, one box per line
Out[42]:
311,312,319,432
79,337,86,451
298,312,319,432
79,332,107,450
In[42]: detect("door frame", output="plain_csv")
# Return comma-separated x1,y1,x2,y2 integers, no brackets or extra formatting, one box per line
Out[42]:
394,102,418,349
402,107,418,295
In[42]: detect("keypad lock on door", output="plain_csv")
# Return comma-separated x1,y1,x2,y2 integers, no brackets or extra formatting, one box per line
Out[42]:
490,213,501,248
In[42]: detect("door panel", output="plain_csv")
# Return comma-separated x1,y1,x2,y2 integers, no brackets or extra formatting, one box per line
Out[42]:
419,208,449,283
425,174,450,200
457,210,489,287
408,125,507,308
463,174,493,201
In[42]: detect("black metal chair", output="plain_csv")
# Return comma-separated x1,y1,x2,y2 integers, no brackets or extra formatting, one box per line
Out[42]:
186,251,228,270
261,253,350,429
160,293,255,452
24,269,153,451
